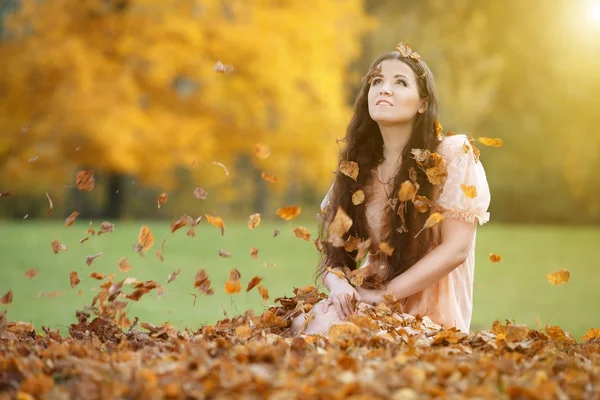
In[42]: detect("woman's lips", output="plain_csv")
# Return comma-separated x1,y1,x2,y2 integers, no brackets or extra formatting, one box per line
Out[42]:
376,100,393,106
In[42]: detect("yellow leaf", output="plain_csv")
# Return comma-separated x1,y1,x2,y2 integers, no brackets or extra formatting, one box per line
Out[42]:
546,269,570,286
414,212,444,238
138,225,155,251
205,214,225,235
261,172,279,183
255,143,271,159
489,253,502,263
397,180,419,201
352,190,365,205
328,206,353,246
293,226,311,241
248,213,261,229
276,206,301,221
477,137,503,147
340,161,359,181
378,242,394,256
461,184,478,199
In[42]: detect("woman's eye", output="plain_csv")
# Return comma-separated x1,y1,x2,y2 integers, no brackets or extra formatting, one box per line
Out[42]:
371,78,382,85
396,79,407,87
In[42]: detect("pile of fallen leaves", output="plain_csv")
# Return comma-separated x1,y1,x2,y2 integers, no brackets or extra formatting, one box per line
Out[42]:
2,283,600,399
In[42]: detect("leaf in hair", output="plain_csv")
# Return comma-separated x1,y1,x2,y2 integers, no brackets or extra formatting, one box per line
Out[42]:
397,180,419,202
352,190,365,205
340,161,359,181
378,242,394,257
414,212,444,238
354,238,371,262
328,206,353,247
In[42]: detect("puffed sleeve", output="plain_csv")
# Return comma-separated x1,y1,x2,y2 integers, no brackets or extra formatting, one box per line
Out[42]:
433,134,491,225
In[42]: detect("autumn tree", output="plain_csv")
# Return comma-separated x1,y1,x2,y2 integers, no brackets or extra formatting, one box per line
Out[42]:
0,0,372,217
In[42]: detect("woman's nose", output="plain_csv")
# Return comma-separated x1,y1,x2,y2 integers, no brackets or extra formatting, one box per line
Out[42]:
379,85,392,95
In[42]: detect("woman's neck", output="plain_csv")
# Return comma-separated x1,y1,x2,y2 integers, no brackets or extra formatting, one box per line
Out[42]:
379,123,413,167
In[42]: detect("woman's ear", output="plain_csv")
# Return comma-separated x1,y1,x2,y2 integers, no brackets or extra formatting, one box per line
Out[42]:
418,97,428,114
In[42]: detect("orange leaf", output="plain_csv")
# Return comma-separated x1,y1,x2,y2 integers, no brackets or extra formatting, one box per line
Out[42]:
69,272,80,288
248,213,261,229
340,161,359,181
51,240,67,254
157,193,168,209
89,272,105,280
225,274,242,294
118,257,132,272
582,328,600,342
76,169,95,192
138,225,155,251
546,269,570,286
276,206,301,221
167,268,182,283
257,285,269,302
261,172,279,183
397,180,419,202
25,268,39,279
461,184,478,199
64,211,79,227
477,137,503,147
0,290,13,305
293,226,311,241
378,242,394,257
205,214,225,235
255,144,271,159
489,253,502,263
250,247,259,259
246,276,263,292
352,190,365,205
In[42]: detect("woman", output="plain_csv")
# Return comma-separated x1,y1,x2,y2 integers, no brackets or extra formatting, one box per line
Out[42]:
291,43,491,335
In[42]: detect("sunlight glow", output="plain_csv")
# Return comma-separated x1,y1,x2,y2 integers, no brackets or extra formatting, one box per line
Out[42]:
590,2,600,23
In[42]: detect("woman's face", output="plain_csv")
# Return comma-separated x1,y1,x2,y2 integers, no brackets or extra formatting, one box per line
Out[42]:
367,59,427,125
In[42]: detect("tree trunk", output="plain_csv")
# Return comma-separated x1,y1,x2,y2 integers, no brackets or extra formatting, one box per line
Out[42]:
102,172,123,219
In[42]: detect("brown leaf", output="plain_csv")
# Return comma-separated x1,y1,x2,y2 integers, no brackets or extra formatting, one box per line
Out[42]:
250,247,259,259
343,236,361,252
293,226,311,241
170,216,189,234
86,253,102,266
205,214,225,235
409,167,418,183
69,272,80,288
378,242,394,257
355,238,372,262
328,206,353,246
0,290,13,305
218,249,232,258
193,187,208,200
545,325,575,344
340,160,359,181
64,211,80,227
257,285,269,302
0,191,13,197
489,253,502,263
397,180,419,201
352,190,365,205
261,172,279,183
225,268,242,294
461,184,478,199
194,269,214,295
89,272,105,280
157,193,168,209
276,206,301,221
478,137,503,147
156,237,167,262
167,269,182,283
45,192,54,217
118,257,132,272
546,269,570,286
137,225,155,251
98,221,114,235
248,213,261,229
255,143,271,159
273,229,280,237
79,237,90,244
25,268,39,279
76,169,95,192
582,328,600,342
212,161,229,176
246,276,263,292
51,240,67,254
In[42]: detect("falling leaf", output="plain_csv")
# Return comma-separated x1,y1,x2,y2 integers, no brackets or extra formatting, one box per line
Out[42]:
352,190,365,205
167,269,182,284
328,206,353,246
276,206,301,221
69,272,80,288
257,286,269,302
137,225,155,251
118,257,132,272
64,211,80,227
273,229,280,238
461,184,478,199
225,268,242,294
414,212,444,238
51,240,67,254
156,284,164,299
378,242,394,257
157,193,168,209
193,187,208,200
546,269,570,286
194,269,215,295
0,290,13,305
76,169,95,192
261,172,279,183
411,148,429,166
45,192,54,217
397,180,419,202
248,213,261,229
255,144,271,159
250,247,259,259
170,215,190,234
478,137,504,147
213,60,235,73
205,214,225,235
77,290,83,296
98,221,114,235
25,268,39,279
212,161,229,176
489,253,502,263
340,161,359,181
218,249,232,258
0,191,13,197
265,262,276,268
156,237,167,262
79,237,90,244
89,272,105,280
86,253,102,266
293,226,311,241
246,276,263,292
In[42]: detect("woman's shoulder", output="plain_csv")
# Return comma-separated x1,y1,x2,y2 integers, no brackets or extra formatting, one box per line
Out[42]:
437,134,470,154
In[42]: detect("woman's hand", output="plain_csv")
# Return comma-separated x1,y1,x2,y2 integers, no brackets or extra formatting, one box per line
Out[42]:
355,286,386,306
323,280,359,320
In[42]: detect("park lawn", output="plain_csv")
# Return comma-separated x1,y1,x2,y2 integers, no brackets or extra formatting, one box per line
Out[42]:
0,220,598,340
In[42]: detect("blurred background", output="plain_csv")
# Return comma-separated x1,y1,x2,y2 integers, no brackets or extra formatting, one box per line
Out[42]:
0,0,599,338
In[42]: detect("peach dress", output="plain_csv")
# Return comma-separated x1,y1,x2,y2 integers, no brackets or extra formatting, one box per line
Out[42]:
321,134,491,333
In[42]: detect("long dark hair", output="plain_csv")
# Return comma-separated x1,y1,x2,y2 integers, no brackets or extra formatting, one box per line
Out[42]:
316,50,440,283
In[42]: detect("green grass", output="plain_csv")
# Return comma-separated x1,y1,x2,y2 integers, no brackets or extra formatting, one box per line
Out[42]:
0,220,599,340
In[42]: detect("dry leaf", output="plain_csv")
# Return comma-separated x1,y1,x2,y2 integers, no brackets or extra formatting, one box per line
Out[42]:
170,216,190,234
326,267,346,280
355,238,372,262
79,237,89,244
340,161,359,181
378,242,394,257
212,161,229,176
76,169,95,192
276,206,302,221
264,262,276,268
156,237,167,262
409,167,418,183
0,290,13,305
157,193,168,209
213,60,235,73
193,187,208,200
352,190,365,205
51,240,67,254
98,221,114,235
167,269,182,283
248,213,261,229
86,253,102,266
218,249,232,258
414,212,444,238
328,206,353,246
255,144,271,159
89,272,105,280
194,269,214,295
582,328,600,342
273,229,280,238
205,214,225,235
398,180,419,201
45,192,54,217
425,165,447,185
69,272,80,288
225,268,242,294
250,247,259,259
64,211,79,227
25,268,39,279
257,285,269,302
461,184,478,199
467,135,481,163
39,291,63,298
546,269,570,286
137,225,155,251
413,195,431,213
293,226,311,241
434,120,444,139
261,172,279,183
246,276,263,292
478,137,503,147
118,257,132,272
489,253,502,263
343,236,361,252
0,191,13,197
